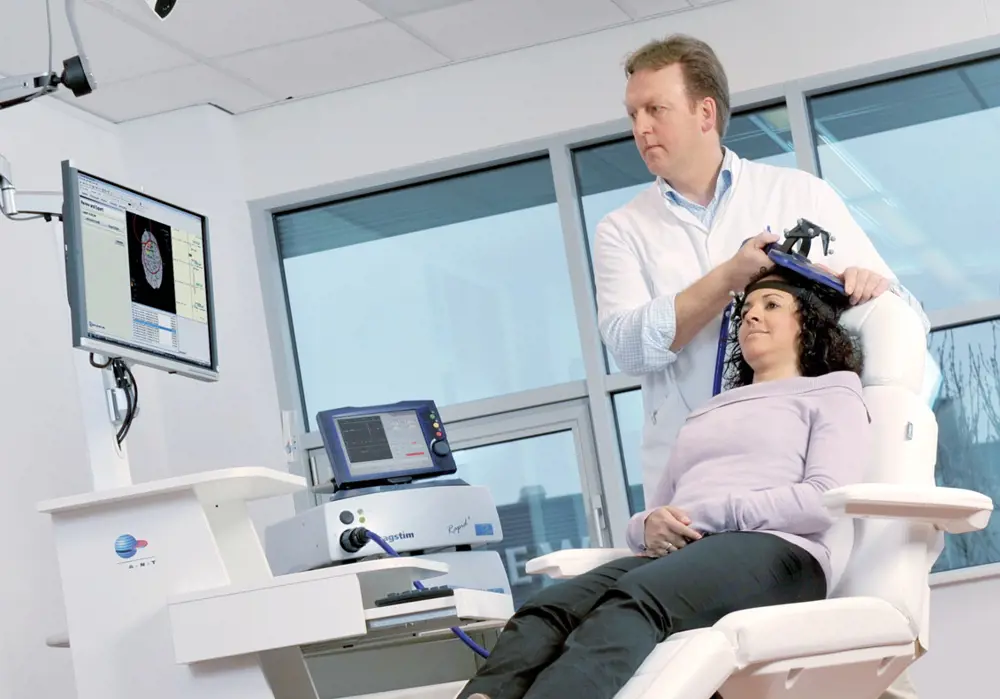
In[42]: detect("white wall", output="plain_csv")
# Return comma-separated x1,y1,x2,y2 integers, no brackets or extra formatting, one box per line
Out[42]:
914,579,1000,696
231,0,1000,697
0,99,125,697
0,99,293,699
237,0,1000,200
116,106,294,531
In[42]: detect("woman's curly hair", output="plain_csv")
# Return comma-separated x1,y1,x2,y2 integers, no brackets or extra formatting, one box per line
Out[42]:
724,266,864,390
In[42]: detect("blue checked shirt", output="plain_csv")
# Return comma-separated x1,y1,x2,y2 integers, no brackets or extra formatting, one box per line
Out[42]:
602,150,736,374
657,147,736,230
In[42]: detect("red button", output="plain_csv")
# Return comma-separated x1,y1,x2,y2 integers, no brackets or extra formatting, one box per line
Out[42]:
436,431,442,437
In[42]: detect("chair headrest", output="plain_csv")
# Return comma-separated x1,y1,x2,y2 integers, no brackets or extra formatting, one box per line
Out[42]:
840,292,928,394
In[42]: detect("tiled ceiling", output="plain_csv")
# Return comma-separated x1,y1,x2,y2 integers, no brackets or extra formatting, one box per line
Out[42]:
0,0,735,123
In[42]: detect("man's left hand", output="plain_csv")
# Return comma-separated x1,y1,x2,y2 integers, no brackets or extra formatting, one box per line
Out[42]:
816,264,891,306
842,266,890,306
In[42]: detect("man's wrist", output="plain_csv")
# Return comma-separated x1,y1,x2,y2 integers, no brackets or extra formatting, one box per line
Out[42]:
715,259,740,295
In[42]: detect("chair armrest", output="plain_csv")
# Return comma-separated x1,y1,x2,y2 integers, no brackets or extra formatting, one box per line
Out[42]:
525,548,634,579
823,483,994,534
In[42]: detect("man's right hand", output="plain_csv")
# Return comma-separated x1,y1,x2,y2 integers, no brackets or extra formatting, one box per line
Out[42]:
642,505,702,557
722,231,779,291
669,231,778,354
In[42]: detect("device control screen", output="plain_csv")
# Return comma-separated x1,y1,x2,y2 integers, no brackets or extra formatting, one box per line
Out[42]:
77,172,212,367
335,410,433,477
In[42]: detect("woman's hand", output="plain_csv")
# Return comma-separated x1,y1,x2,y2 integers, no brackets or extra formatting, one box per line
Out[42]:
642,506,702,557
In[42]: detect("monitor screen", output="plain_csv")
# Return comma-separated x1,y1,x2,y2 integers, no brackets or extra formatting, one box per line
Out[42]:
334,410,433,479
62,162,218,381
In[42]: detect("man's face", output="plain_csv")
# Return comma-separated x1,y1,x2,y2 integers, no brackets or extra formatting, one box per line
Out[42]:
624,63,715,181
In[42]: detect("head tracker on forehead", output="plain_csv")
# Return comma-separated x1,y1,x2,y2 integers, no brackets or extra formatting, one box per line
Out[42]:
739,274,846,324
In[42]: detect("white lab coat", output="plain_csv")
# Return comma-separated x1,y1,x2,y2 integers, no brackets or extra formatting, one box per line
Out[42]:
592,154,922,499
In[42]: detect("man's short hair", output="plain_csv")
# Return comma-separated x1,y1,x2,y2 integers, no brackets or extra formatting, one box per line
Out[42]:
625,34,731,137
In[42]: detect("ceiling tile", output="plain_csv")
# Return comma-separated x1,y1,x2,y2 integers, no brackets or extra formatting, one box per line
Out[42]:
215,21,449,99
89,0,383,58
613,0,693,19
0,1,191,85
360,0,474,19
59,64,274,122
400,0,630,60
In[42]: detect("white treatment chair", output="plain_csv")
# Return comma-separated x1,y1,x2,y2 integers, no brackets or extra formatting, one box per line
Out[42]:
525,290,995,699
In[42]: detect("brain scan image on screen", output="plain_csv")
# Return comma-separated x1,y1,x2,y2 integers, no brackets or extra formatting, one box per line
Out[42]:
126,211,177,315
140,229,164,289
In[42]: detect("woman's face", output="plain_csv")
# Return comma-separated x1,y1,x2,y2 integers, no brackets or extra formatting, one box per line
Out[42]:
738,283,801,375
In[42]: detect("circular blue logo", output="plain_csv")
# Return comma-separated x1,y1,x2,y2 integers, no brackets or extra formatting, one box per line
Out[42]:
114,534,148,559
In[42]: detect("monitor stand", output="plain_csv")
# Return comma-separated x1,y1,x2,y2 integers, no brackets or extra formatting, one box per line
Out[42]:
36,349,318,699
73,351,133,490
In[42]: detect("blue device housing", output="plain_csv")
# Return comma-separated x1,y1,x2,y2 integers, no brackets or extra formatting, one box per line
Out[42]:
764,248,847,295
761,218,847,295
316,399,457,491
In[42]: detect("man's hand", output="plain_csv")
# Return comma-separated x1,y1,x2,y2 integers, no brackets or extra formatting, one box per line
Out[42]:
843,266,891,306
643,505,702,557
721,231,779,292
670,231,776,354
815,264,891,306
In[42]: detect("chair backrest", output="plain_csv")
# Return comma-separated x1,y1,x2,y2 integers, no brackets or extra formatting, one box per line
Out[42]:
828,291,939,649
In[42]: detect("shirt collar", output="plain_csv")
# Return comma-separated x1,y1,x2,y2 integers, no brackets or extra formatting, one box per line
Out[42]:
657,147,735,209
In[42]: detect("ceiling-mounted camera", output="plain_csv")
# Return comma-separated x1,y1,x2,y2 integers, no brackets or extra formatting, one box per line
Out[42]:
0,0,97,110
0,0,180,113
145,0,178,20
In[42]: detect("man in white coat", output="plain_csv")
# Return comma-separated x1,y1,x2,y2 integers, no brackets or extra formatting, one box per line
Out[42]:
592,34,928,699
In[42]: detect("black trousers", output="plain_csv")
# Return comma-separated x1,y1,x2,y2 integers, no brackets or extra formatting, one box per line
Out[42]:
458,532,827,699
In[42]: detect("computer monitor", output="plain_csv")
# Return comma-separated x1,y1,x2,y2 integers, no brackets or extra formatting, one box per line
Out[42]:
61,160,218,381
316,400,457,490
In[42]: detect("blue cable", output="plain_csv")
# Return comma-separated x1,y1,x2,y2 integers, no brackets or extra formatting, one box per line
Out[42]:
712,301,734,397
363,529,491,659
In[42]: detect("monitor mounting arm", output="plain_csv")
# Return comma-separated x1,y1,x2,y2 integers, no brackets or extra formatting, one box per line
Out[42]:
0,0,96,112
0,154,63,221
1,151,131,490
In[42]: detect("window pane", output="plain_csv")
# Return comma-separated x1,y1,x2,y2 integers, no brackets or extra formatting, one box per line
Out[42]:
810,56,1000,310
612,390,645,513
276,158,584,429
930,318,1000,572
308,431,592,609
455,432,591,609
574,105,795,372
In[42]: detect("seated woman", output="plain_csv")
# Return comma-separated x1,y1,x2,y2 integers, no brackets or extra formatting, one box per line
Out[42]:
458,265,871,699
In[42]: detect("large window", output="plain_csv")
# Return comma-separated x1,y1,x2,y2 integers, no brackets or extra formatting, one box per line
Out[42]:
573,104,796,374
275,158,584,429
811,58,1000,572
810,56,1000,311
930,318,1000,571
265,47,1000,584
455,433,592,608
